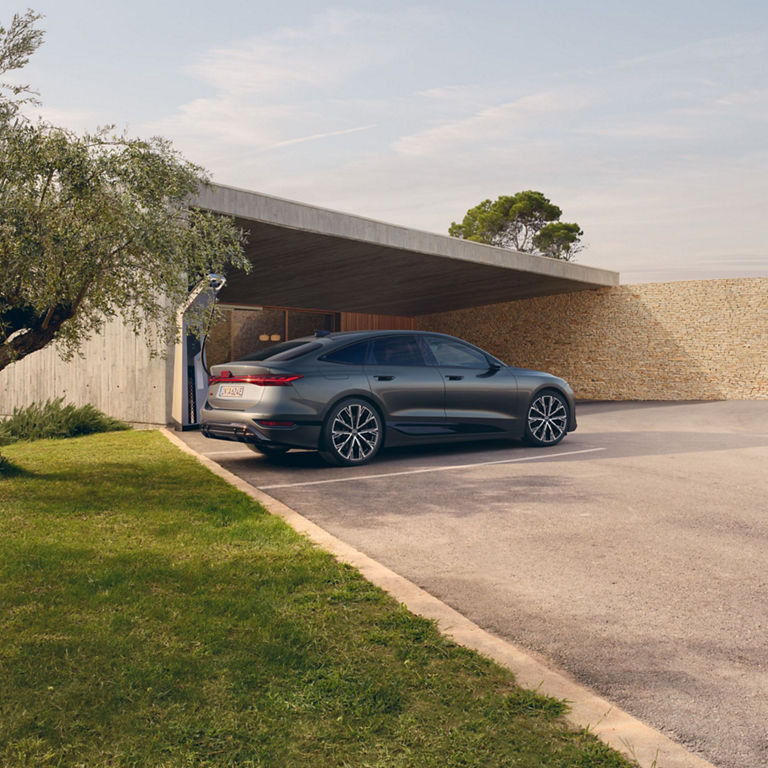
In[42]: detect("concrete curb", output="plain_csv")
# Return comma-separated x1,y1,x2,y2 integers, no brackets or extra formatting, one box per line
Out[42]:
161,429,719,768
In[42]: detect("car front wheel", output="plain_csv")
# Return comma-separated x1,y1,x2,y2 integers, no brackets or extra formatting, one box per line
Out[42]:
524,390,569,446
320,398,382,466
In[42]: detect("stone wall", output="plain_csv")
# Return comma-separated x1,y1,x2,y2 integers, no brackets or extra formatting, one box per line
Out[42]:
415,278,767,400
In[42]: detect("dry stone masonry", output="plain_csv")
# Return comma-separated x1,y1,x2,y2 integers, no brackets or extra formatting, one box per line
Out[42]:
416,279,767,400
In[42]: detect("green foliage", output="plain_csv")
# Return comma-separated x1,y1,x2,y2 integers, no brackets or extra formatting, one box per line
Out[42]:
534,221,585,260
0,397,129,444
0,10,248,373
449,190,584,261
0,9,44,122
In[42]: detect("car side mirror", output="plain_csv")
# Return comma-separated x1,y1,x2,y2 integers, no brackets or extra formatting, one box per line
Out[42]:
476,362,502,378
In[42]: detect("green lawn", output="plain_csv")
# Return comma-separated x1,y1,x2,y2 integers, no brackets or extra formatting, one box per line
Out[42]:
0,431,636,767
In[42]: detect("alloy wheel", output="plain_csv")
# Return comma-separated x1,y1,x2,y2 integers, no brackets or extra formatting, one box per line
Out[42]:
526,392,568,445
329,402,381,463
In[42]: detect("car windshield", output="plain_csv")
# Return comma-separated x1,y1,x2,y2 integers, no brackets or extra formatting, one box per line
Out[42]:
237,341,321,362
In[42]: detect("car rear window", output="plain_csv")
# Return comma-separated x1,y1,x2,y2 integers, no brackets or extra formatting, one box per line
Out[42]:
237,341,322,362
321,341,369,365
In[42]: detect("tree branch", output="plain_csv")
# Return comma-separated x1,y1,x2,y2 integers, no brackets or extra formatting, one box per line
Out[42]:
38,166,56,208
0,303,71,372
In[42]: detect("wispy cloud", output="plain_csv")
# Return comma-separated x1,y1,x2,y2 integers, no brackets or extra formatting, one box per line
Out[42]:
393,89,592,157
24,105,122,133
187,10,379,97
613,33,763,70
144,8,435,160
134,12,768,283
577,120,694,140
265,124,377,150
712,87,768,108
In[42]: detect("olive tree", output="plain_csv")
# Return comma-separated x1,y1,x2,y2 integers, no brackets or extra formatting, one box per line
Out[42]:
0,10,248,374
0,9,44,123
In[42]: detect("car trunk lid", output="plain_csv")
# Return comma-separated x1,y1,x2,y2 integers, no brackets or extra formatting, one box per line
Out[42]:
207,363,302,411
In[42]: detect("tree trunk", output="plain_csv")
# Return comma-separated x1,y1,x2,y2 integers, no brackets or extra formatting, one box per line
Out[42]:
0,305,73,373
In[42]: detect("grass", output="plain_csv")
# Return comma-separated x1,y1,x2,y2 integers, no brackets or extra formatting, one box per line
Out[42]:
0,431,637,767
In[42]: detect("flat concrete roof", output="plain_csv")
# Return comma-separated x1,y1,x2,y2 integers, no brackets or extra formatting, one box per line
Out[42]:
193,183,619,316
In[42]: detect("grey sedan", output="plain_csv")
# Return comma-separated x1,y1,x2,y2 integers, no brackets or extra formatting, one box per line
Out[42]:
201,330,577,466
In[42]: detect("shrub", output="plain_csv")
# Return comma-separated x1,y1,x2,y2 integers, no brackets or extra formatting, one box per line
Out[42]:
0,398,130,445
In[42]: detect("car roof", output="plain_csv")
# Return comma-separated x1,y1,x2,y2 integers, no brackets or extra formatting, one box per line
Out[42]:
301,329,461,343
229,329,506,367
296,330,505,363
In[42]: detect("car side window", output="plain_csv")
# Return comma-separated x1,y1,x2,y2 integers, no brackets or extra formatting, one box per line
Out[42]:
368,336,426,366
322,341,369,364
425,337,489,368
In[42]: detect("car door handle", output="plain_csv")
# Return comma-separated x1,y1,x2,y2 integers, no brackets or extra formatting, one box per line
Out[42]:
375,375,395,381
446,375,463,380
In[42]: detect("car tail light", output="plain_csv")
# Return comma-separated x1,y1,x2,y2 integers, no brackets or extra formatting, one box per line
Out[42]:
208,373,303,386
256,420,295,427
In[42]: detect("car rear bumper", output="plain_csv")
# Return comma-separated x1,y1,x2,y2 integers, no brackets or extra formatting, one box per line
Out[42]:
200,411,321,450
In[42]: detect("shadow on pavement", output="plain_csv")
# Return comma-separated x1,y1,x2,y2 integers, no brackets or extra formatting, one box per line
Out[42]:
214,428,768,481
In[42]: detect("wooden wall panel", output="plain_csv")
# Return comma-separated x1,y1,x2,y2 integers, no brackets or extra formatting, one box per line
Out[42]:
340,312,415,331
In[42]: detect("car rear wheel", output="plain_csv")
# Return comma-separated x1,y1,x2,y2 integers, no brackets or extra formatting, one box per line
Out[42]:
248,444,290,459
320,398,382,466
524,390,568,446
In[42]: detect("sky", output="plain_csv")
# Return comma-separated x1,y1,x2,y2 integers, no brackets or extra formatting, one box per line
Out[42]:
9,0,768,283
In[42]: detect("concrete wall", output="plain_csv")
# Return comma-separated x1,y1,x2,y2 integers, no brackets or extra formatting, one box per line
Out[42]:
416,278,767,400
0,317,174,426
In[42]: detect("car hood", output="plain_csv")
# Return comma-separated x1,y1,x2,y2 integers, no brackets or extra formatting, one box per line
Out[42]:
509,367,572,388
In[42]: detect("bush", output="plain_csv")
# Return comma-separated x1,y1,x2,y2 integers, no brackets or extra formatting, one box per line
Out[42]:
0,398,130,445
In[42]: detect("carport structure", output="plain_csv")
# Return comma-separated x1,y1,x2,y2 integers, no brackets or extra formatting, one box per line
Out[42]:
193,183,619,321
171,184,619,428
0,181,621,430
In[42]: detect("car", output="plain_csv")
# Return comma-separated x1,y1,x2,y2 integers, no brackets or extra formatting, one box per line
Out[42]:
201,330,577,466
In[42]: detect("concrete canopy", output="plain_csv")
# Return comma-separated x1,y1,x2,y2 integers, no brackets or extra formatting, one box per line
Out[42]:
193,184,619,316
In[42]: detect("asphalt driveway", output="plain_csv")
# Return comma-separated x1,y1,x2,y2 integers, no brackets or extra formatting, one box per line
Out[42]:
180,401,768,768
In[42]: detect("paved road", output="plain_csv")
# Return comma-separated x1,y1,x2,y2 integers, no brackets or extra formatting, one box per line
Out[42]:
181,401,768,768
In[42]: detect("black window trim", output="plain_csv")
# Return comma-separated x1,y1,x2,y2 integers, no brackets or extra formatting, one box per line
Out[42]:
417,335,438,366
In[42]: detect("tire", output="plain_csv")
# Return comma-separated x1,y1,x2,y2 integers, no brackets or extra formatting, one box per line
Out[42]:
248,444,290,459
524,390,569,447
319,398,383,466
